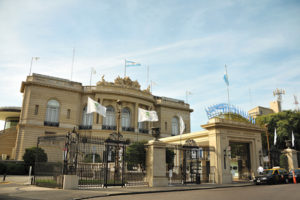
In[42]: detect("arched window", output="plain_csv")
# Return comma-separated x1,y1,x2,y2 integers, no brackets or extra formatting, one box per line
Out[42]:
121,107,131,129
45,99,60,126
81,106,93,129
103,106,116,129
171,116,179,136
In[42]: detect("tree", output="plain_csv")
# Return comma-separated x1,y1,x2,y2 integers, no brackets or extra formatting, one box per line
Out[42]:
125,141,147,171
166,148,175,170
256,110,300,151
23,147,48,171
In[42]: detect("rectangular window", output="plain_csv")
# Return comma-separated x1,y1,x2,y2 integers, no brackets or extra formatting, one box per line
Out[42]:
67,109,71,119
34,105,39,115
165,122,167,131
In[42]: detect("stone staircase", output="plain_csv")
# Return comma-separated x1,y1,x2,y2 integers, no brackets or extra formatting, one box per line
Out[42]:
0,127,17,160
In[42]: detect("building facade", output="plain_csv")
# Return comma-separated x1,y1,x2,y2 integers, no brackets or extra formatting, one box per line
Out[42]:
0,73,192,161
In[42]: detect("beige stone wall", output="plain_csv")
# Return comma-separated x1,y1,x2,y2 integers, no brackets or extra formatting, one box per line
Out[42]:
0,127,17,159
12,74,192,161
248,106,274,118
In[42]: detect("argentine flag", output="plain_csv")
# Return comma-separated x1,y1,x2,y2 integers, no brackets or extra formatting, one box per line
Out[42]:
224,72,229,86
125,60,141,67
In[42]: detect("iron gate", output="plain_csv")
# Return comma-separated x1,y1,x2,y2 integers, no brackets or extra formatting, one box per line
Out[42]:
103,132,129,187
166,140,215,185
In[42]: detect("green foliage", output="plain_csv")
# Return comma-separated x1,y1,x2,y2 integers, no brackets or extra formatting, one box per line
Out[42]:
280,154,288,170
125,141,147,171
166,148,175,170
218,113,251,123
35,179,60,188
83,153,101,163
23,147,48,171
256,110,300,150
0,162,26,175
0,162,7,174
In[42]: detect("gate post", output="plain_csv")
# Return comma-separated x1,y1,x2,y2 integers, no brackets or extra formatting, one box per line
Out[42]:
146,140,168,187
282,148,298,170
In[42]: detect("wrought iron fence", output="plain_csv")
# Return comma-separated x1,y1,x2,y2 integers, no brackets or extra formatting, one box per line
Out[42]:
165,143,215,185
34,162,64,188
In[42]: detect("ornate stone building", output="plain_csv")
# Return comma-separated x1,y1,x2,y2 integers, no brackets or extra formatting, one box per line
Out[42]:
0,73,193,161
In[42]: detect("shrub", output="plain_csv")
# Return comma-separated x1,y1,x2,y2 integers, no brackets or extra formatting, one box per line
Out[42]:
280,154,288,170
0,162,26,175
23,147,48,173
0,162,7,174
166,148,175,170
125,141,147,171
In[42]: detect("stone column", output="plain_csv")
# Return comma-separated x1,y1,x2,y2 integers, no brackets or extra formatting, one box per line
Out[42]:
134,103,139,133
283,148,298,170
146,140,168,187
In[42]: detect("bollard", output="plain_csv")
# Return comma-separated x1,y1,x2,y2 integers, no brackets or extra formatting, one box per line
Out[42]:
292,170,297,184
2,173,6,182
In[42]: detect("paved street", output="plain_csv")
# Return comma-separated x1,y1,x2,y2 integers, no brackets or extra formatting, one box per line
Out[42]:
0,176,299,200
92,184,300,200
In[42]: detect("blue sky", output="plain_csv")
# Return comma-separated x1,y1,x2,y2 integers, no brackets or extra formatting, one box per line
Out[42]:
0,0,300,131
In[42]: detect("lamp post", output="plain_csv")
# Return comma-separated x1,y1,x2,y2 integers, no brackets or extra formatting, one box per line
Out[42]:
29,57,39,76
264,124,271,168
259,150,262,166
115,100,122,182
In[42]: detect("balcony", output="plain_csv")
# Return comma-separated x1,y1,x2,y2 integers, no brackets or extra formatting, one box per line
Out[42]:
102,125,117,130
139,129,149,134
44,121,59,127
122,127,134,132
78,125,92,130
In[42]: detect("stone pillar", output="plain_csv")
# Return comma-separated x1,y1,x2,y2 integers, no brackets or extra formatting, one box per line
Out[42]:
146,140,168,187
134,103,139,133
283,148,298,170
63,175,78,190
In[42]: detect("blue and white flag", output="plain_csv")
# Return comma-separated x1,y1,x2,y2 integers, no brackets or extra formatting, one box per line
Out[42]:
224,71,229,86
125,60,141,67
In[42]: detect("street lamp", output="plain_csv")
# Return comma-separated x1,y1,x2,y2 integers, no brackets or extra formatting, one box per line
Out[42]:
115,100,122,182
29,57,40,76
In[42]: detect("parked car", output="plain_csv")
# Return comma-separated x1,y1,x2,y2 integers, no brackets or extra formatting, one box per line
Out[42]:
254,168,289,185
288,168,300,183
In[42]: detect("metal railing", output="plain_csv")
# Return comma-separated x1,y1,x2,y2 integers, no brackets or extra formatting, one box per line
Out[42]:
102,125,117,130
79,125,92,130
44,121,59,127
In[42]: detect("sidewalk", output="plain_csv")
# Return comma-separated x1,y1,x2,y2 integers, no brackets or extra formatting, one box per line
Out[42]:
0,176,254,200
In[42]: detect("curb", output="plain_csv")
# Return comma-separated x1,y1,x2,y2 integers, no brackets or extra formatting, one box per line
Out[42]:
74,184,254,200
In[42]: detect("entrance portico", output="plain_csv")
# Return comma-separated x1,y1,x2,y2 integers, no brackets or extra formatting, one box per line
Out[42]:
160,117,264,184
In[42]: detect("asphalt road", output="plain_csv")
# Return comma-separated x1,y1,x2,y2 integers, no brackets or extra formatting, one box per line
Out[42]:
92,184,300,200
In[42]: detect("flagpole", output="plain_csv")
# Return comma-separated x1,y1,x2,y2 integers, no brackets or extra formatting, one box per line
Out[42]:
71,48,75,81
225,65,231,119
124,59,126,77
147,65,149,87
90,68,92,86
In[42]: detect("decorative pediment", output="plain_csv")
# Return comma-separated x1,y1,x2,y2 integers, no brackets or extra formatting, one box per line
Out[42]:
96,75,141,90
